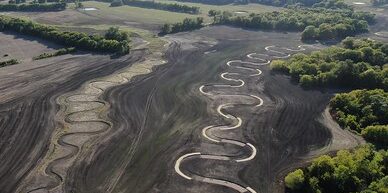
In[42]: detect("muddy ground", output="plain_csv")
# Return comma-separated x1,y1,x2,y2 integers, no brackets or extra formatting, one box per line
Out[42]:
0,34,145,192
1,6,387,191
0,32,61,62
55,26,362,193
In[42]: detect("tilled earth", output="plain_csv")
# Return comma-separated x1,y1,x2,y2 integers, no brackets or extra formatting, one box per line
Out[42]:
0,26,365,193
0,46,145,193
59,27,362,193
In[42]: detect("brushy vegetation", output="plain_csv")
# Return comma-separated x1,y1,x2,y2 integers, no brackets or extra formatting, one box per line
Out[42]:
0,2,66,11
115,0,200,14
285,145,387,193
330,89,387,147
0,16,130,54
0,59,19,68
210,8,374,41
271,38,388,89
172,0,321,6
33,47,76,60
159,17,204,35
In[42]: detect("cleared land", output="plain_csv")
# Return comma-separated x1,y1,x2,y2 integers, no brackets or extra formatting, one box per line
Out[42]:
0,32,61,63
29,26,359,193
0,46,146,193
5,1,280,31
0,1,386,193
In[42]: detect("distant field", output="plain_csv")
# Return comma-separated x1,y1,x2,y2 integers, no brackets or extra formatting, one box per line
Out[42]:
4,1,281,31
156,0,281,18
0,32,61,62
81,1,281,24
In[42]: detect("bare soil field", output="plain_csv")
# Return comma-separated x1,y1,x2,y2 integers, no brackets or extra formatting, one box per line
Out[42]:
0,32,61,62
1,2,384,191
41,26,362,193
0,35,146,192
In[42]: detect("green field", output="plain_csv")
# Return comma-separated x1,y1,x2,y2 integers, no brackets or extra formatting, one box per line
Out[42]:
81,0,281,24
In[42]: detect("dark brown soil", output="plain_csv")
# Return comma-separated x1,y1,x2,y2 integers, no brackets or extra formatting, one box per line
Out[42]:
59,27,361,193
0,35,145,192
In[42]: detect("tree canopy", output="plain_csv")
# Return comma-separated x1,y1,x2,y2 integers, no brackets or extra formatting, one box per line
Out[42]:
271,38,388,89
330,89,387,147
0,2,66,11
210,8,374,41
159,17,204,35
115,0,200,14
285,145,388,193
0,15,130,54
173,0,345,7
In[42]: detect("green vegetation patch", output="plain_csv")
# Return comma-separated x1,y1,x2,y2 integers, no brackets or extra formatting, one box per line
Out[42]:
330,89,387,147
0,15,130,54
285,145,388,193
114,0,200,14
171,0,326,6
33,47,76,60
271,38,388,89
0,2,66,11
0,59,19,68
211,7,374,41
160,17,203,34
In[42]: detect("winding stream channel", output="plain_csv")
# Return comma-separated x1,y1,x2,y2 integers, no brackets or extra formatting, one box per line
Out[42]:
174,45,316,193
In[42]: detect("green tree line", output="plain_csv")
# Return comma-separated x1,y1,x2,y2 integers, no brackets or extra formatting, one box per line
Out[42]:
172,0,321,6
110,0,200,14
173,0,346,7
0,16,130,54
160,17,204,35
285,145,387,193
33,47,76,60
0,2,66,11
330,89,387,147
0,59,19,68
270,38,388,89
210,8,374,41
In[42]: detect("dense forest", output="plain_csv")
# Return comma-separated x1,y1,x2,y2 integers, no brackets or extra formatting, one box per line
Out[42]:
283,40,388,193
271,38,388,89
330,89,387,147
0,16,130,54
0,2,66,11
112,0,200,14
160,17,204,35
285,145,387,193
371,0,388,6
211,8,374,41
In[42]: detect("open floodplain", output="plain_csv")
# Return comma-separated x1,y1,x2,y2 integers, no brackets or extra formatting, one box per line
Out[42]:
1,1,387,193
1,26,365,193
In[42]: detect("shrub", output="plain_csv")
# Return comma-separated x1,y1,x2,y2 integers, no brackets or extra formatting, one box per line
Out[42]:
285,169,305,189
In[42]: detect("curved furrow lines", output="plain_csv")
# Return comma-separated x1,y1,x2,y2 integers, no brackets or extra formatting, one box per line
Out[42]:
23,45,169,193
175,45,314,193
